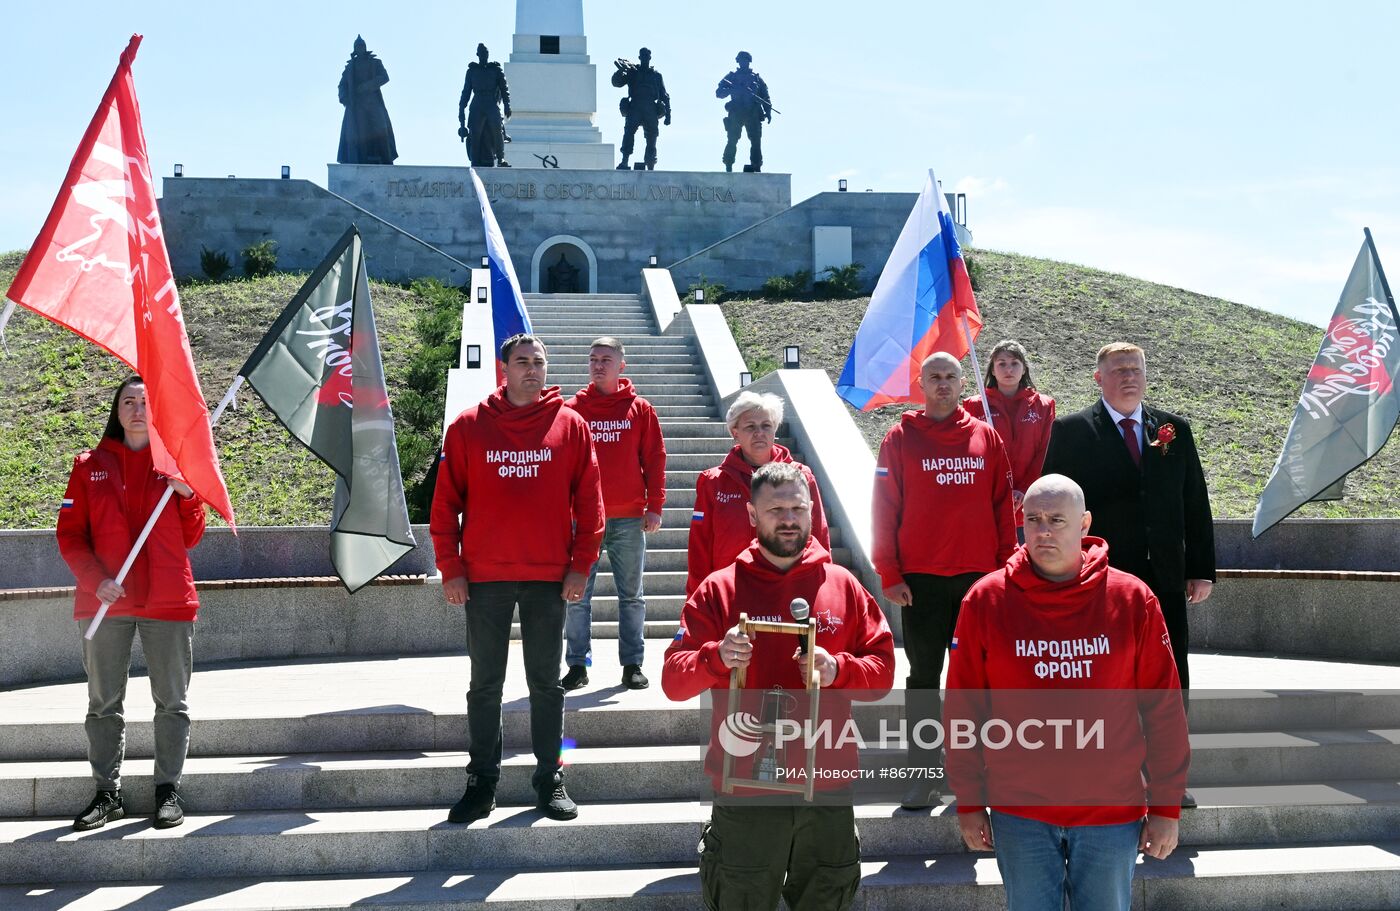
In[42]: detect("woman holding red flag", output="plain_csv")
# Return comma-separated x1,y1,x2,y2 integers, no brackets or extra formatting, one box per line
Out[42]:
57,376,207,832
964,340,1056,536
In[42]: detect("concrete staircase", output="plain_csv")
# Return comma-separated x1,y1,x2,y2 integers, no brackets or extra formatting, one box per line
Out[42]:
2,293,1398,909
521,292,845,646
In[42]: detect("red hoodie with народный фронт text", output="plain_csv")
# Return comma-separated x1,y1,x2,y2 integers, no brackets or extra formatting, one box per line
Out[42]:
944,537,1190,826
963,387,1055,526
430,385,604,583
566,378,666,519
663,539,895,794
872,405,1016,589
686,443,830,595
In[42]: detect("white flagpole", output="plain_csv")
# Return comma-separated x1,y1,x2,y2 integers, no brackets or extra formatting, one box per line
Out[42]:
961,313,992,424
84,375,245,639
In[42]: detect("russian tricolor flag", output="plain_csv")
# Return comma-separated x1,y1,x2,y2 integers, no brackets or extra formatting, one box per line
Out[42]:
837,168,983,411
467,167,532,381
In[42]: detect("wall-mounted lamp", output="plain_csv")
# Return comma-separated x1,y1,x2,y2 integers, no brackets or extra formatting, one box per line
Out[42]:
281,165,291,179
838,179,848,192
784,346,800,369
693,288,705,304
466,345,482,369
740,371,753,387
648,254,658,267
476,287,488,303
480,256,490,268
173,164,183,178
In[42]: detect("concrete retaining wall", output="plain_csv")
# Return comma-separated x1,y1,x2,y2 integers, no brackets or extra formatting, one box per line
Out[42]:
668,192,917,294
4,571,1394,688
0,526,435,591
159,178,473,285
5,519,1396,592
160,167,793,293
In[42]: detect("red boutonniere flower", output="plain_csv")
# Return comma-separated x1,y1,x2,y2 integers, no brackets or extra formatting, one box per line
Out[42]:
1149,423,1176,455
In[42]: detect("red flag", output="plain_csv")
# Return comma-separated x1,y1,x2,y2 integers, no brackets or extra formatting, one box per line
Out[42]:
4,35,234,525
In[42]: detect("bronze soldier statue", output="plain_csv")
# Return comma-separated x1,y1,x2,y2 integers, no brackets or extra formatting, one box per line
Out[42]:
337,36,398,165
716,50,772,173
612,47,671,171
458,43,512,168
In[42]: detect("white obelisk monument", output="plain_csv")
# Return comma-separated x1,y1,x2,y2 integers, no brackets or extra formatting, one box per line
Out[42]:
504,0,615,169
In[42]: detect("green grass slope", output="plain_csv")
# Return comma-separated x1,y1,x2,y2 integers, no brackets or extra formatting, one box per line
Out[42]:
723,250,1400,519
0,252,436,529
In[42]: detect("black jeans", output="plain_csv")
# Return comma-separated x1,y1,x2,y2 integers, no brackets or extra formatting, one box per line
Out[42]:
464,581,566,791
902,572,983,769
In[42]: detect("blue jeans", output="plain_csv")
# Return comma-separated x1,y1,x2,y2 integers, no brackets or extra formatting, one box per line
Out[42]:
567,517,646,667
990,811,1141,911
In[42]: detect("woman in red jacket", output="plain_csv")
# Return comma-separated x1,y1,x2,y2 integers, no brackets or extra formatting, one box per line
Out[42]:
964,340,1056,535
56,376,207,832
686,391,829,595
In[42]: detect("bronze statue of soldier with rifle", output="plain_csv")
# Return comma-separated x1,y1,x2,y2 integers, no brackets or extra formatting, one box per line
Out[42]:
716,50,774,173
612,47,671,171
458,43,512,168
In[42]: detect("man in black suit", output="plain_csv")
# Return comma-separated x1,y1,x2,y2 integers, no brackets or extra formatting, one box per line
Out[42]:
1042,342,1215,701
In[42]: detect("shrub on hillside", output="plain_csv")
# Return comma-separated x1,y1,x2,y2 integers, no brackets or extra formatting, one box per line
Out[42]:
760,269,812,300
398,277,466,522
813,263,864,300
200,247,232,281
241,240,278,278
686,275,728,305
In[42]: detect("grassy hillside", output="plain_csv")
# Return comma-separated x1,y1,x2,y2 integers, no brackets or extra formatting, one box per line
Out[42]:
3,248,1396,527
723,250,1400,519
0,251,442,529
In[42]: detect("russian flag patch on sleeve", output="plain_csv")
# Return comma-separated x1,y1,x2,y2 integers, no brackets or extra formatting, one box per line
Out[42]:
950,636,959,650
60,498,75,510
691,511,705,522
875,466,889,477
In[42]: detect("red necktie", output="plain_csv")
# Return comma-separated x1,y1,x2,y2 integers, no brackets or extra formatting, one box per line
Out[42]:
1119,417,1141,467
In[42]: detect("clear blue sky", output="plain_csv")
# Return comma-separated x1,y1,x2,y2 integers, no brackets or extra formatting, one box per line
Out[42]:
6,0,1398,326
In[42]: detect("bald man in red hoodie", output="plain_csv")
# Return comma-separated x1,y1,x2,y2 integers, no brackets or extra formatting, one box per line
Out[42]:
945,474,1188,911
431,333,604,825
664,461,894,911
873,352,1016,809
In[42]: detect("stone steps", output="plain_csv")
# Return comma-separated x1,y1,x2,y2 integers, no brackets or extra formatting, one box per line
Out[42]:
8,843,1400,911
6,798,1400,888
4,738,1398,823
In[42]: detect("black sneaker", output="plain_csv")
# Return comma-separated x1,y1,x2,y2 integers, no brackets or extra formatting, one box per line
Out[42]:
73,789,124,831
1181,790,1198,809
447,774,496,824
537,776,579,821
153,784,184,829
622,665,649,690
560,665,589,691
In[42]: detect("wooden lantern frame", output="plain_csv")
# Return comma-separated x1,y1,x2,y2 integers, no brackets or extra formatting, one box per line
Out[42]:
719,611,821,801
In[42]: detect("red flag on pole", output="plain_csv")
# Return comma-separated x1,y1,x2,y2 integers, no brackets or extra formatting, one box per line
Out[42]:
3,35,234,526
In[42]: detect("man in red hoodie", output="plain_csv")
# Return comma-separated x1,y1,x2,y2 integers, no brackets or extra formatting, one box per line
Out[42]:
945,474,1188,911
562,337,666,691
873,352,1016,809
664,462,895,911
431,333,605,824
